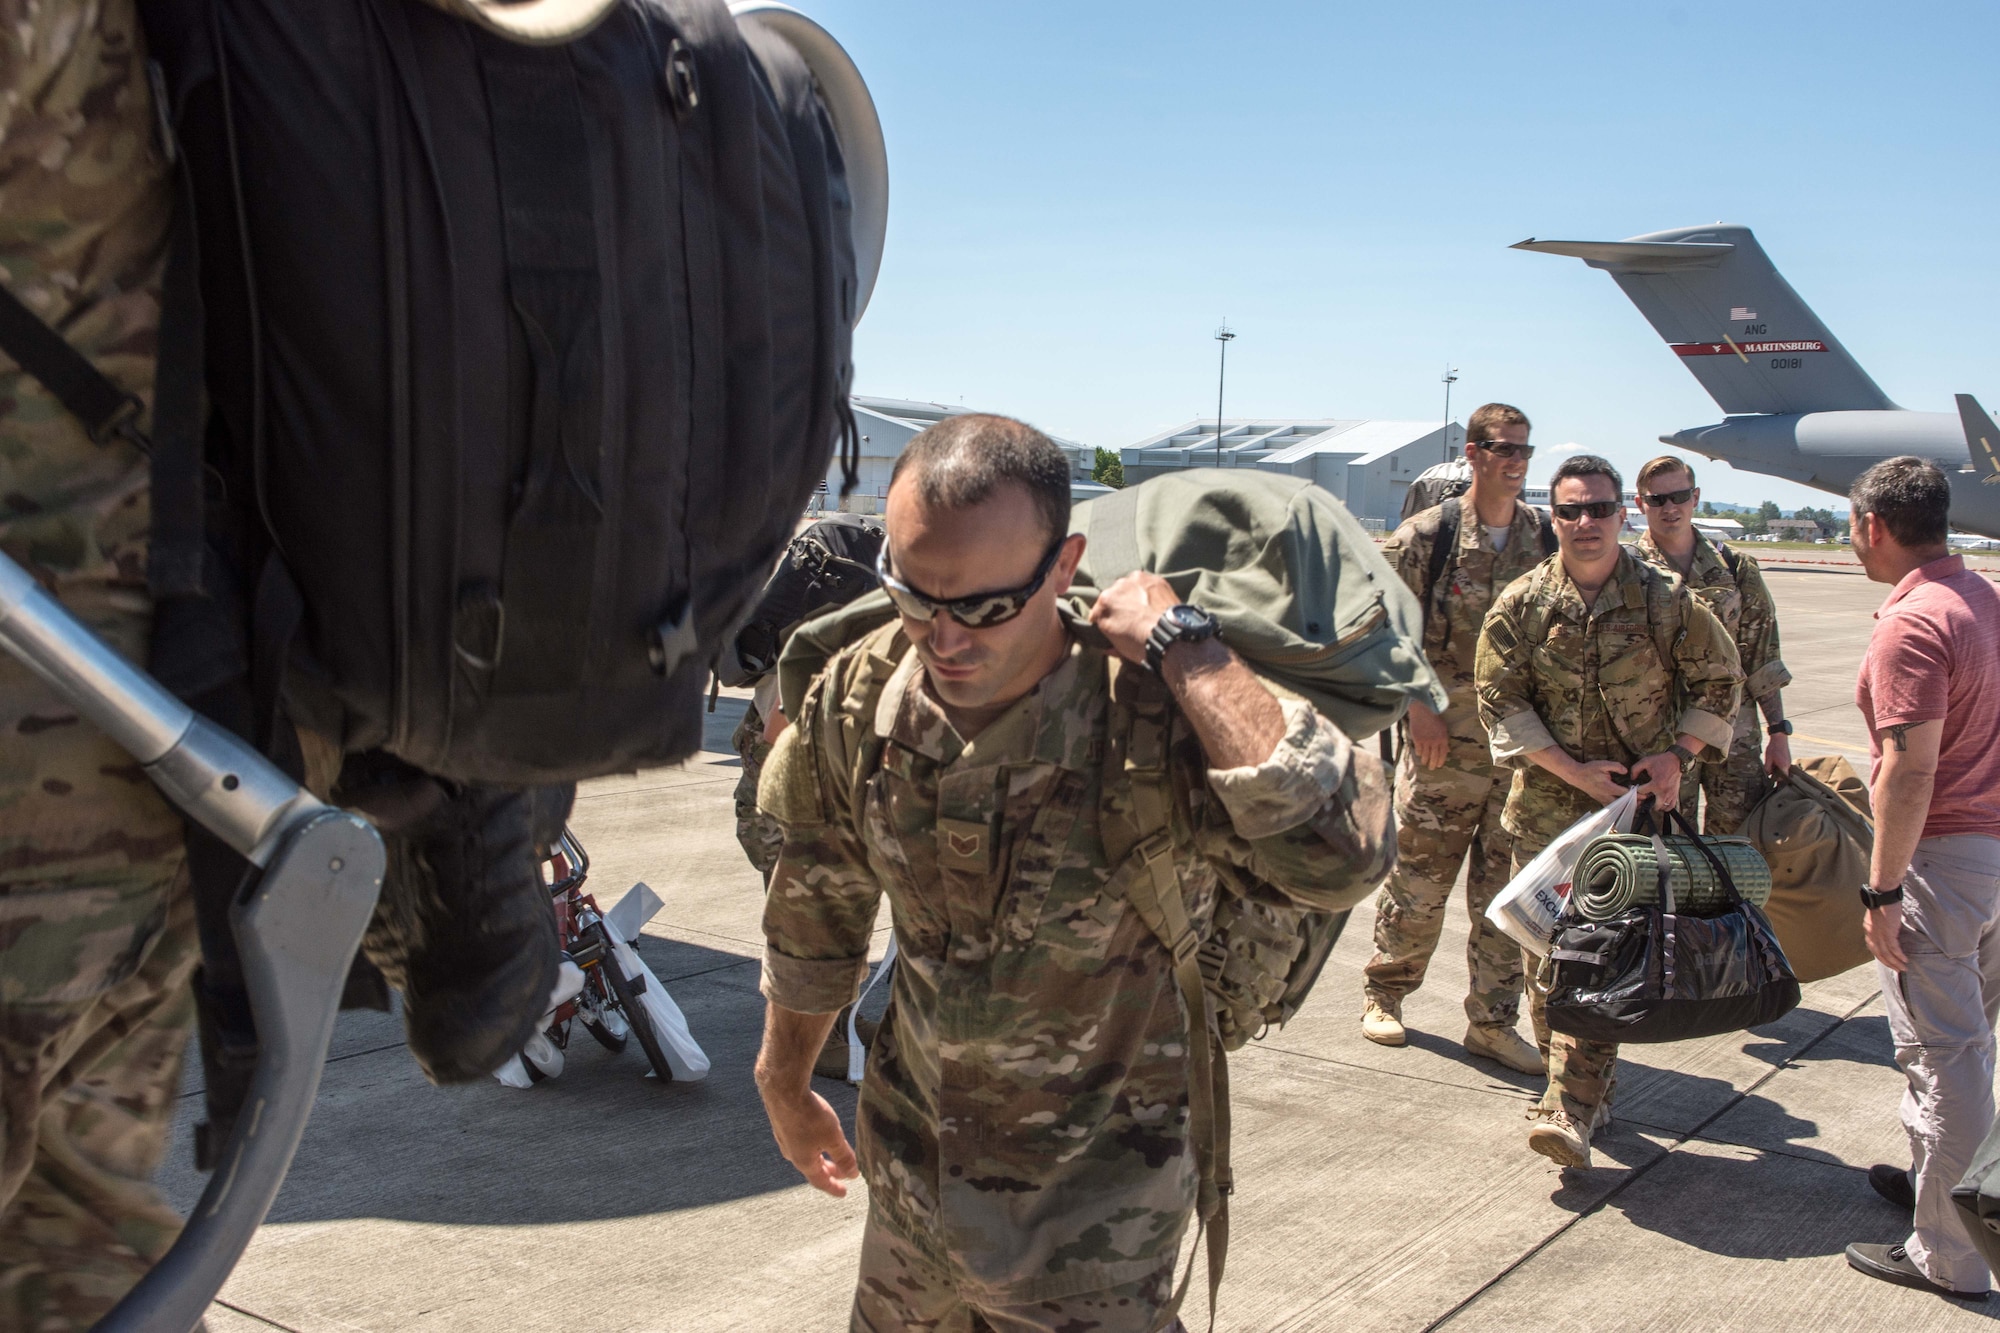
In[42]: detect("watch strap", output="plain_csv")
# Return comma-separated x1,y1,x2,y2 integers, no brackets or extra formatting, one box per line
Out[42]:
1859,884,1904,910
1766,720,1794,737
1667,743,1697,771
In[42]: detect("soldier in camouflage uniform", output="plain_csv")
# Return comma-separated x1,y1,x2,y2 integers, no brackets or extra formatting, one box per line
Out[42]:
1363,403,1546,1073
753,415,1393,1330
0,4,199,1325
1631,456,1793,834
1476,456,1742,1170
732,686,786,879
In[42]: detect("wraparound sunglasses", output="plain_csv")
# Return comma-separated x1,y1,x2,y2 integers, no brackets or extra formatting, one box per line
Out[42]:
876,538,1065,629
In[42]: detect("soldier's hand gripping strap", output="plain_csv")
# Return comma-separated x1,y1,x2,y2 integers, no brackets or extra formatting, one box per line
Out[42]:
1101,661,1230,1331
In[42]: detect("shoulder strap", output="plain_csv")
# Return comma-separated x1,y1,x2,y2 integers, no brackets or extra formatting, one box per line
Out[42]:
0,162,208,602
1641,562,1684,673
1421,498,1462,619
1718,541,1742,579
1099,660,1228,1329
0,282,145,448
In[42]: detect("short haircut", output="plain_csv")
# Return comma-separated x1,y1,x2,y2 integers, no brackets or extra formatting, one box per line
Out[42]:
1467,402,1530,444
890,413,1072,544
1850,455,1949,548
1550,453,1622,495
1637,454,1696,491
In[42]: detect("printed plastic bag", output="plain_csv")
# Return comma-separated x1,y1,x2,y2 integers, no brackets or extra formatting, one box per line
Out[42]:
1487,789,1639,956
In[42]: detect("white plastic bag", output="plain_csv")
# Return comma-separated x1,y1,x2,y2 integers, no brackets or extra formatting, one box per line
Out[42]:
607,932,712,1081
847,935,898,1084
1487,788,1639,956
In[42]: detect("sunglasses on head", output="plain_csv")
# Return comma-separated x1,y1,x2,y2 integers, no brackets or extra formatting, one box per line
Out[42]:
1640,487,1695,508
1474,440,1535,459
1551,500,1624,522
876,539,1064,630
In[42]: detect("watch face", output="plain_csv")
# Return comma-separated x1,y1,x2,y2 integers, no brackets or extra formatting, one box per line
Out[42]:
1167,604,1207,631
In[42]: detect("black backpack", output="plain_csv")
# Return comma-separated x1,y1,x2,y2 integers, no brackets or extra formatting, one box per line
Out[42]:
713,512,884,688
136,0,863,785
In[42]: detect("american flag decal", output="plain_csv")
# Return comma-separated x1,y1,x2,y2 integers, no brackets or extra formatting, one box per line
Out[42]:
1730,306,1757,320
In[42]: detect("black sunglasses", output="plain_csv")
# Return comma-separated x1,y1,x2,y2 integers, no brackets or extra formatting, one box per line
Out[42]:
1551,500,1624,522
1475,440,1535,459
877,539,1065,630
1640,487,1695,507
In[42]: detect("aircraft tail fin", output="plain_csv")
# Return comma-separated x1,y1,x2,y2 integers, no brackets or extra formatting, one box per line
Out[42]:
1514,226,1897,415
1958,394,2000,486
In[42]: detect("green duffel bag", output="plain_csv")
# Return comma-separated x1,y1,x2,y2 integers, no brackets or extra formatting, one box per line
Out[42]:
780,468,1446,737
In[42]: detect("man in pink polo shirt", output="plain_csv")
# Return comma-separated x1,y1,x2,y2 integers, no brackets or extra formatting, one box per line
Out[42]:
1840,457,2000,1302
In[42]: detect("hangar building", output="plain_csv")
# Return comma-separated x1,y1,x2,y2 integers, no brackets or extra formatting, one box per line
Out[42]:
1120,418,1463,529
830,396,1107,513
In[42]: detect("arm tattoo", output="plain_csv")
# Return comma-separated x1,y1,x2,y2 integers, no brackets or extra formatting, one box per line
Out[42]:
1883,723,1913,752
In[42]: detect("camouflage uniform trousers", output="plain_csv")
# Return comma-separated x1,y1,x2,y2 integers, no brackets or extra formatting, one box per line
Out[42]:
1697,726,1771,837
732,702,783,880
1363,727,1523,1027
0,602,198,1332
0,0,201,1321
1515,832,1617,1123
850,1215,1185,1333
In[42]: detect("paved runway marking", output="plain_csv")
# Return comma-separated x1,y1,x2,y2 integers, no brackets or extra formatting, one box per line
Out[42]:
1795,732,1870,754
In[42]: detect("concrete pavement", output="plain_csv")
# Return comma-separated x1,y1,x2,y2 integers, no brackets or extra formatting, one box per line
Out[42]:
163,565,2000,1331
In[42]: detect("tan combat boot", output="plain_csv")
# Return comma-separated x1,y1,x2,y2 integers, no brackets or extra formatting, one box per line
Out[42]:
1526,1109,1591,1169
1464,1023,1545,1074
1361,997,1405,1046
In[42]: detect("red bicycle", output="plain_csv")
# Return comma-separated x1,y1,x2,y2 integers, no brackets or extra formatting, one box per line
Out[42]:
514,828,677,1084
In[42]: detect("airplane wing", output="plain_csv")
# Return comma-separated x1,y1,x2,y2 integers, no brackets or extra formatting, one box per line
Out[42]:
1959,394,2000,486
1514,226,1897,416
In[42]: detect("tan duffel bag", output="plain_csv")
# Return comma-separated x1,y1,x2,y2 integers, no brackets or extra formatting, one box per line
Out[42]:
1742,755,1875,983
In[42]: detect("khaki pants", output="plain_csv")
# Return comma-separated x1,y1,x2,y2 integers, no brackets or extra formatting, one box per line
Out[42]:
849,1217,1185,1333
1881,834,2000,1294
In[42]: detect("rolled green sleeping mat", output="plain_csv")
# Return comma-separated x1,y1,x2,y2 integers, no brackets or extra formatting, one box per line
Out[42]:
1572,834,1772,921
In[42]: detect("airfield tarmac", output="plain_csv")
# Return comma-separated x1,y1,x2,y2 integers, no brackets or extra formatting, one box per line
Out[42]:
164,562,2000,1332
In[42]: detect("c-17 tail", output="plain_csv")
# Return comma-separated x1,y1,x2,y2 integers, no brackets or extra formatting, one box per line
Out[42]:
1513,225,1898,415
1960,394,2000,486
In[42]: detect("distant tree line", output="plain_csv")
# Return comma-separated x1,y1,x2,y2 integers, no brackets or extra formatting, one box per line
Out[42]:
1093,447,1125,488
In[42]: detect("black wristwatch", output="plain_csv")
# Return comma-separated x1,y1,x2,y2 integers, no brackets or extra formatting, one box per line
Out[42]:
1144,604,1222,673
1767,720,1794,737
1666,743,1697,772
1859,883,1904,910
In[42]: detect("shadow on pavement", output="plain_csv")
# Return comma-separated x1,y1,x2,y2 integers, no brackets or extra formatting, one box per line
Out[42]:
168,933,871,1229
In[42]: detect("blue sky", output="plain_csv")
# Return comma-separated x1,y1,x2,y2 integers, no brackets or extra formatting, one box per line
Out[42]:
813,0,1998,512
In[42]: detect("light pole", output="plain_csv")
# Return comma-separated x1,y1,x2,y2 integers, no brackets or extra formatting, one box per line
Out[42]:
1214,322,1235,468
1441,363,1459,463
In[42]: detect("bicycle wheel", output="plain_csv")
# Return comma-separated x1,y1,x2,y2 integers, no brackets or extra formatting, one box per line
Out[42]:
581,983,630,1053
598,934,673,1083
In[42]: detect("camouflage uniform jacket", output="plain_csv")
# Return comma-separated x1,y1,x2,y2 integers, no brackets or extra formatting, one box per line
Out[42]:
1633,530,1791,739
1381,498,1549,726
1475,550,1744,837
758,610,1392,1301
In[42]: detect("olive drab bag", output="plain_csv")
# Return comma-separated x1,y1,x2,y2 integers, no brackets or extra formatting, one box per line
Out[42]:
1068,469,1447,739
1741,754,1874,982
136,0,864,784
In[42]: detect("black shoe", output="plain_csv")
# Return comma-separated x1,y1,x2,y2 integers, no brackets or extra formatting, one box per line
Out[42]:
350,759,567,1085
1869,1164,1916,1214
1845,1243,1988,1301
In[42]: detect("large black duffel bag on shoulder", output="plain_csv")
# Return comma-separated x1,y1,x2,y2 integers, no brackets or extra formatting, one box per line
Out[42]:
1543,807,1800,1045
141,0,866,784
